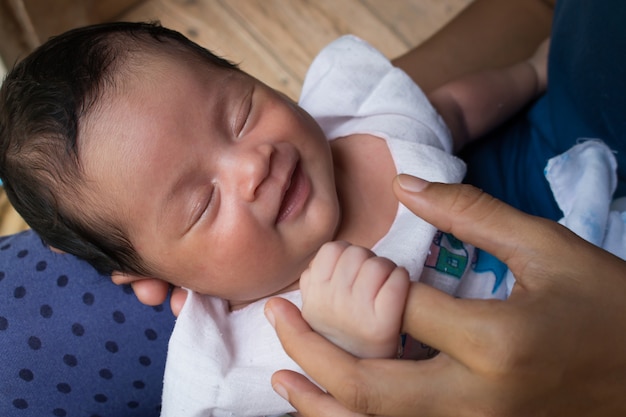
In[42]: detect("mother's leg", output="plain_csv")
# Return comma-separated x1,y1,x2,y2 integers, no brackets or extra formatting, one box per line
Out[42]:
463,0,626,220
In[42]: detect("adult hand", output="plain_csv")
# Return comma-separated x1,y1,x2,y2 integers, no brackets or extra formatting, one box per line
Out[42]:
265,174,626,417
112,273,186,316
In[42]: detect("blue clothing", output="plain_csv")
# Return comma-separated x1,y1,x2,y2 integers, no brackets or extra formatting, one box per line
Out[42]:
1,1,625,415
462,0,626,221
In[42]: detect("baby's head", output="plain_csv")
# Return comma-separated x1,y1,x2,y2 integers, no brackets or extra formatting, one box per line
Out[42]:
0,22,340,305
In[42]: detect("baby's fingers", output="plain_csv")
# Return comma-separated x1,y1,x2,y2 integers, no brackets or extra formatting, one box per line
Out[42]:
349,257,410,325
267,296,465,416
300,241,350,297
350,256,399,300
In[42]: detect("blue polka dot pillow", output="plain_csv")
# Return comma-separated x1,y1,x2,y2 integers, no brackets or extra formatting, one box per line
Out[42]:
0,230,175,417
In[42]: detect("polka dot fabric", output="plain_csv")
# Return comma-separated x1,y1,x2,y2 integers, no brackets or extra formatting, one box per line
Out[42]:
0,230,175,416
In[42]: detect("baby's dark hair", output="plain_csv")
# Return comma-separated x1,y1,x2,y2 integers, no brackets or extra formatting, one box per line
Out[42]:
0,21,238,276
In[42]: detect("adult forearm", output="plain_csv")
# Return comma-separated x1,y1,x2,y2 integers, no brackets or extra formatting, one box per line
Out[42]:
430,59,542,150
392,0,554,93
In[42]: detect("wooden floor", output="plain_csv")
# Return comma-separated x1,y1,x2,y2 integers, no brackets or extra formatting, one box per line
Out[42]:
120,0,472,99
0,0,472,236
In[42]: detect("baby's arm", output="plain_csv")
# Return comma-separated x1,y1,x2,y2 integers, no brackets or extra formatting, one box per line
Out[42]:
300,241,410,359
429,38,550,152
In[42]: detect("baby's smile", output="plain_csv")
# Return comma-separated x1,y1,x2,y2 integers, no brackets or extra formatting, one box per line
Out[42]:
276,161,310,223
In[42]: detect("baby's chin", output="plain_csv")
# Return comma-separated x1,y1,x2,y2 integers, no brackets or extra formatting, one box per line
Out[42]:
228,280,300,312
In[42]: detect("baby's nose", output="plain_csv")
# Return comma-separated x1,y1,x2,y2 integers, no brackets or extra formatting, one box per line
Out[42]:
234,143,273,202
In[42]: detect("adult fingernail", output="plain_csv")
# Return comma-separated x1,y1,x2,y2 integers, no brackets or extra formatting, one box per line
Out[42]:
273,383,289,402
397,174,429,192
264,303,276,328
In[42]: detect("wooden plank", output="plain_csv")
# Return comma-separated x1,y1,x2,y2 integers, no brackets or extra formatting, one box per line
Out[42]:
218,0,408,85
120,0,473,96
121,0,303,98
362,0,473,46
0,0,144,65
22,0,144,40
218,0,326,85
299,0,411,56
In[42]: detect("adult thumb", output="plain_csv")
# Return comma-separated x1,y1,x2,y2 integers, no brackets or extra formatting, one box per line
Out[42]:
391,174,561,276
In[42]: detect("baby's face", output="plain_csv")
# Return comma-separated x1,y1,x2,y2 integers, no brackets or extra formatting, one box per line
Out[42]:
79,51,340,306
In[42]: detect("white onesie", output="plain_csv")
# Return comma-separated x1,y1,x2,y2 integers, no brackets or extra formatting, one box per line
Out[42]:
160,35,509,417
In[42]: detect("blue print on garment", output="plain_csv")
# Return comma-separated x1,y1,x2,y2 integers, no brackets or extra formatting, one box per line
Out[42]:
472,249,507,294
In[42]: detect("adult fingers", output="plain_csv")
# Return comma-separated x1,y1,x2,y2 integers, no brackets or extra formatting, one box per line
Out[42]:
392,174,620,295
169,286,187,317
129,278,171,306
271,370,367,417
132,280,186,316
265,297,359,383
391,176,546,361
266,297,457,416
390,176,619,365
272,362,460,417
399,281,511,368
392,175,569,278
